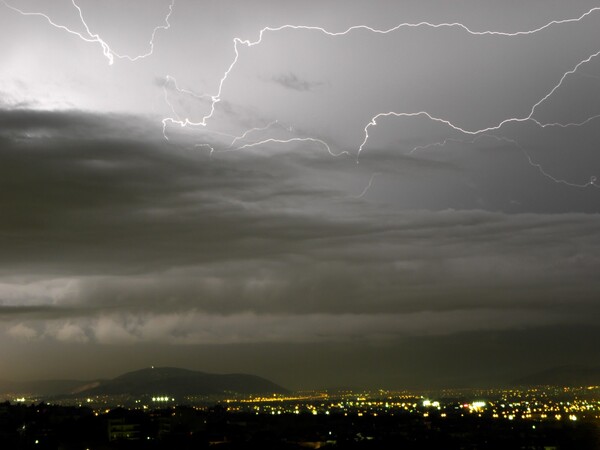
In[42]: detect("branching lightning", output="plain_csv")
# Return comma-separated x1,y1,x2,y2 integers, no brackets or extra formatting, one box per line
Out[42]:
228,120,281,149
6,0,600,189
156,5,600,189
405,110,600,189
2,0,175,65
160,7,600,129
410,133,600,189
233,137,345,157
357,48,600,159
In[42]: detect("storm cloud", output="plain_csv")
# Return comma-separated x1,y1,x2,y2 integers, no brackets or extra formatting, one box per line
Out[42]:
1,109,599,336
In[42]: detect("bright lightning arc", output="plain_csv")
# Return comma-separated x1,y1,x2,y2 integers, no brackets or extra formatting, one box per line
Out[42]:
1,0,175,65
4,0,600,188
158,4,600,188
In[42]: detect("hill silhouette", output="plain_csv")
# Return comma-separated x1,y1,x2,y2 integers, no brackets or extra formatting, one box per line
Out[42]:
81,367,287,396
0,367,287,398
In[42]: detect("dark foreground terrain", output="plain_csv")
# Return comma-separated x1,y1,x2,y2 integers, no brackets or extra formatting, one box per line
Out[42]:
0,401,598,449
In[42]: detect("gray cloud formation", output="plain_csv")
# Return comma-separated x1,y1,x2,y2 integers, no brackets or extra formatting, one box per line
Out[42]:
1,109,599,339
271,73,326,92
4,308,571,347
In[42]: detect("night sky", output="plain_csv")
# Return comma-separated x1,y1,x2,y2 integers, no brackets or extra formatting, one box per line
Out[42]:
1,0,600,390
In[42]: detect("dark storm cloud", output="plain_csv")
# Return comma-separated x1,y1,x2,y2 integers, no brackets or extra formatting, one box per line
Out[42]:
1,107,600,340
57,209,600,319
2,308,573,347
0,108,153,141
0,304,79,318
271,73,326,92
0,112,599,300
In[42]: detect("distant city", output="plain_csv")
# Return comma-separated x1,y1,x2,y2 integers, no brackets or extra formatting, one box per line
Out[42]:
1,368,599,449
6,385,600,422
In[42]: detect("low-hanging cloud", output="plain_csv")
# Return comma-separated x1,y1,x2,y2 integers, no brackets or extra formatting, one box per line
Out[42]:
0,108,599,348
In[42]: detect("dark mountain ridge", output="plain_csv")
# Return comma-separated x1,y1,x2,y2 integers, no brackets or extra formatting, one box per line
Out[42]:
0,367,287,398
83,367,287,396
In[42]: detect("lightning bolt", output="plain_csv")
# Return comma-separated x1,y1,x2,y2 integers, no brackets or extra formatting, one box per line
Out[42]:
159,6,600,131
232,137,346,158
353,173,379,199
156,5,600,190
409,113,600,157
7,0,600,190
160,75,217,139
2,0,175,65
194,143,215,158
357,48,600,159
410,133,600,189
228,120,281,148
160,79,329,157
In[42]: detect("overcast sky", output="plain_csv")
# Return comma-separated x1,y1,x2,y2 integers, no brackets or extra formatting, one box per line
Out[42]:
1,0,600,390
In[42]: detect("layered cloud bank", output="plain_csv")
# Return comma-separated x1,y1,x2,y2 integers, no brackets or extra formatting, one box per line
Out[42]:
1,110,599,348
